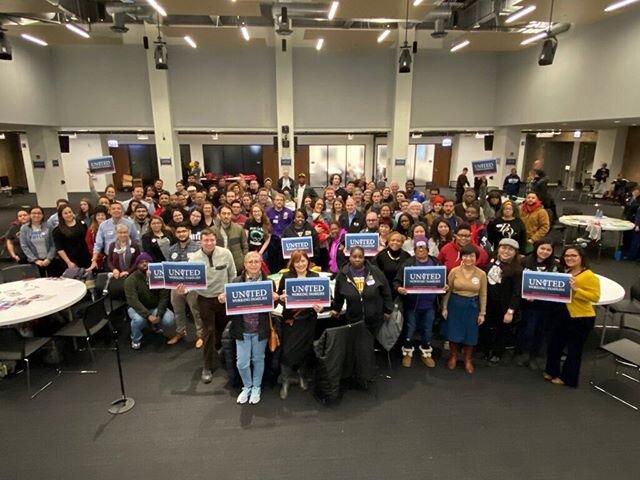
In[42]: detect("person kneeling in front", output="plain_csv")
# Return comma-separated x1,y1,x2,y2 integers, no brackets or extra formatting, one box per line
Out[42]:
124,253,175,350
218,252,277,405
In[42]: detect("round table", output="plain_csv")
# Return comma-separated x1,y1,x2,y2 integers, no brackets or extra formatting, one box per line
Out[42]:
0,278,87,327
559,215,635,259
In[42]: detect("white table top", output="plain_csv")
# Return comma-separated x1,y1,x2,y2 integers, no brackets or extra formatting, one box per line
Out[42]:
0,278,87,326
595,274,625,306
559,215,635,232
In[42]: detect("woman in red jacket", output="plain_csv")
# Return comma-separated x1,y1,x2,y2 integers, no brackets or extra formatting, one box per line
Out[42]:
437,223,489,272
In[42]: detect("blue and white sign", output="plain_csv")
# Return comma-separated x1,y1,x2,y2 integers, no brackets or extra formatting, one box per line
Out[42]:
403,266,447,294
88,155,116,175
162,262,207,289
522,271,572,303
472,159,497,176
281,236,314,259
225,281,274,316
344,233,379,257
285,277,331,308
148,263,165,289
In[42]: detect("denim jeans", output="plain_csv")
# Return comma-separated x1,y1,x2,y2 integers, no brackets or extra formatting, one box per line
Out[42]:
128,307,175,342
236,333,267,389
404,308,435,348
518,306,546,356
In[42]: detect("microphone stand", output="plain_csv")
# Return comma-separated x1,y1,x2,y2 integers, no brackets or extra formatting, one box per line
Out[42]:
108,322,135,414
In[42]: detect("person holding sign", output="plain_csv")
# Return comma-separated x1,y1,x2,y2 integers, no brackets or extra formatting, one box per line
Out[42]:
394,237,443,368
442,245,488,373
481,238,523,366
276,250,324,400
218,252,276,405
544,246,600,387
282,209,320,260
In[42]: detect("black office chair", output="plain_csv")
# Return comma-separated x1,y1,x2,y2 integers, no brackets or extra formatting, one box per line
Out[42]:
609,280,640,330
1,264,40,282
0,329,53,398
54,297,112,373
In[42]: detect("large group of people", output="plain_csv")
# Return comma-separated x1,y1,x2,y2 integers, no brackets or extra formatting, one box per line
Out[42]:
2,163,609,404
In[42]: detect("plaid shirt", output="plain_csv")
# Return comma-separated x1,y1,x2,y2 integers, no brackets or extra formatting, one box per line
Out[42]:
167,239,200,262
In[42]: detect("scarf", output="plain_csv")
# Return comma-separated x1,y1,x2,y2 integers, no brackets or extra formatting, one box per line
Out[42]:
113,240,132,271
522,199,541,214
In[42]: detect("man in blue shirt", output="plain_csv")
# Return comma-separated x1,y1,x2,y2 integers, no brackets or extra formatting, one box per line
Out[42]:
405,180,425,203
91,202,139,268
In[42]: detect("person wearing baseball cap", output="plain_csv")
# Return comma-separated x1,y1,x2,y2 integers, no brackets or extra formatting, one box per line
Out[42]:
124,252,175,350
393,236,444,368
481,237,523,366
295,172,318,209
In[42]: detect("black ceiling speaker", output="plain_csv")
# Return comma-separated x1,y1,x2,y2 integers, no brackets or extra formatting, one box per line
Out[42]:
399,47,412,73
0,30,12,61
538,36,558,66
143,36,149,50
484,135,494,151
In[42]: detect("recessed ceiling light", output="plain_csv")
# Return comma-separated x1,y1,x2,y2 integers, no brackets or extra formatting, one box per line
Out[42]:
605,0,640,12
184,36,196,48
506,5,536,24
450,40,470,52
377,29,391,43
328,2,339,20
316,38,324,51
413,0,424,5
241,26,250,41
65,23,90,38
21,33,48,46
521,31,547,45
147,0,167,17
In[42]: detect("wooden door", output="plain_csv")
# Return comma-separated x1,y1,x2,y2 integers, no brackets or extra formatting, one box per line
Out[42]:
262,145,279,183
110,146,131,190
433,145,452,188
295,145,310,179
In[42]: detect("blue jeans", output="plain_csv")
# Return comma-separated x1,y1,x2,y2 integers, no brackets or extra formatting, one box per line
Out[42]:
128,307,175,342
404,308,435,348
236,333,267,389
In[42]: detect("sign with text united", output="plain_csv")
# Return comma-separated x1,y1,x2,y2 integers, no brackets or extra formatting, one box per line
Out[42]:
521,271,572,303
88,155,116,175
403,266,447,294
225,281,274,316
472,159,498,176
162,262,207,289
281,236,314,259
284,277,331,309
148,263,165,289
344,233,379,257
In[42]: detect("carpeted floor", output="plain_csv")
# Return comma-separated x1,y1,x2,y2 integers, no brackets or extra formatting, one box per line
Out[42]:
1,190,639,480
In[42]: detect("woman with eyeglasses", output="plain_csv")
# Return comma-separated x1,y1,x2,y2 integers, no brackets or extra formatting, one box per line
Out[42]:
544,246,600,387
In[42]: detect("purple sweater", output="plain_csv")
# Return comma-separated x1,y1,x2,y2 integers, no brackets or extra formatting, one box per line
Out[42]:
266,207,293,239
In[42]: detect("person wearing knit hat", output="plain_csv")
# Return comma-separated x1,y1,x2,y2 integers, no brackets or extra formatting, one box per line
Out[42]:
393,235,443,369
124,251,174,350
481,234,523,366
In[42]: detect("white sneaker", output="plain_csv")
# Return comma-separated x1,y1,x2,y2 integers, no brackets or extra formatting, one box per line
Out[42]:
131,340,141,350
249,387,261,404
237,387,251,404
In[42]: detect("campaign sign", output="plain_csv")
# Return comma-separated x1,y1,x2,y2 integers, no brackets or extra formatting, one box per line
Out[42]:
148,263,165,289
88,155,116,175
225,281,274,316
161,262,207,289
403,266,447,294
281,236,314,259
472,159,497,176
285,277,331,309
344,233,379,257
522,271,572,303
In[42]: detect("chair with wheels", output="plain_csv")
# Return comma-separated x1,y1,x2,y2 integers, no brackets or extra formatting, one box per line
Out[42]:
0,328,54,398
54,296,112,373
1,264,40,282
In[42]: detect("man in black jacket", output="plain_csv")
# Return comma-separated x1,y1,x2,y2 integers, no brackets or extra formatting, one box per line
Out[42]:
339,197,365,233
294,173,317,208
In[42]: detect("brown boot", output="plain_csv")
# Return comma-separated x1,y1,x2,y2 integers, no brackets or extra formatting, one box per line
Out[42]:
166,331,186,345
419,346,436,368
463,345,475,374
401,347,414,368
447,342,458,370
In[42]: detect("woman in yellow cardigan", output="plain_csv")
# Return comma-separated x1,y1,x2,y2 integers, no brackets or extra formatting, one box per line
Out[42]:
544,246,600,387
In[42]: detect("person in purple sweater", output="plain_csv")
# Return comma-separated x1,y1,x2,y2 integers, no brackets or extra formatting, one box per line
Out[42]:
266,192,293,240
393,236,444,368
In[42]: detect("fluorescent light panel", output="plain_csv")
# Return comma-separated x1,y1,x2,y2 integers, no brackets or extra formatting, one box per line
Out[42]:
450,39,470,52
413,0,424,5
377,29,391,42
21,33,48,46
65,23,90,38
605,0,640,12
316,38,324,50
241,26,250,41
184,35,196,48
328,1,339,20
505,5,536,24
147,0,167,17
520,31,547,45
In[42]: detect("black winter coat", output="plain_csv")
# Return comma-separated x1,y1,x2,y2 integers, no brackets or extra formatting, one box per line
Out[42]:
282,221,320,259
331,261,393,334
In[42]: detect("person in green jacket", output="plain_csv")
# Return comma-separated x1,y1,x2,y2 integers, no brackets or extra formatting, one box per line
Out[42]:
124,252,175,350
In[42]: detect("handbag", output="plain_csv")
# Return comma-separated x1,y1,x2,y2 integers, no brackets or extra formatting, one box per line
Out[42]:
268,314,280,352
